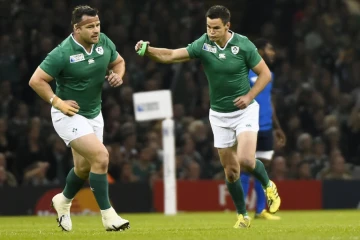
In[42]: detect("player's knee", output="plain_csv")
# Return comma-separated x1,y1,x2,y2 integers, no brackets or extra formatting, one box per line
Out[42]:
74,165,90,179
238,155,256,169
224,166,240,183
91,149,109,172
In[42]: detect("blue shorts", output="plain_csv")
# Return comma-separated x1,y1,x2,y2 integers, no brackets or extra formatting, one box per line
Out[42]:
256,129,274,160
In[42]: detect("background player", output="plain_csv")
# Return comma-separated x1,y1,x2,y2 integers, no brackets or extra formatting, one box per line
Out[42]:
29,5,129,232
135,5,280,228
241,39,286,220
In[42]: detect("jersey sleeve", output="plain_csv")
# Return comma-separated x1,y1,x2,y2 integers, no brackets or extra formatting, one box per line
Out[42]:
39,47,65,78
186,34,206,59
105,34,118,63
244,39,262,69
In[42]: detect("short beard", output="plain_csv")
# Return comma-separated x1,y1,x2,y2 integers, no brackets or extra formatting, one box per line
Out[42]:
84,38,97,45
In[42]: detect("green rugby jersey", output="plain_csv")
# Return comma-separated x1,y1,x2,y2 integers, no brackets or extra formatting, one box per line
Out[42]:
40,33,118,118
186,32,262,113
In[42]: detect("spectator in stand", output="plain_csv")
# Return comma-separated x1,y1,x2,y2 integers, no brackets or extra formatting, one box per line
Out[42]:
296,161,313,180
318,154,352,180
0,153,17,187
0,0,359,184
308,137,328,178
270,156,288,181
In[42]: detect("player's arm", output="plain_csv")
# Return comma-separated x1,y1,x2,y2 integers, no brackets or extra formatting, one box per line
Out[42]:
29,68,79,116
107,54,125,87
109,54,125,78
146,47,190,63
135,41,191,63
29,67,55,103
271,101,281,130
272,100,286,147
247,59,272,100
234,47,271,110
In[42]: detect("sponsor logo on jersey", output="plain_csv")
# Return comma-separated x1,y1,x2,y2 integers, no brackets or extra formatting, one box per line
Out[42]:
231,46,239,54
96,46,104,55
69,54,85,63
202,43,217,53
219,53,226,59
88,58,95,64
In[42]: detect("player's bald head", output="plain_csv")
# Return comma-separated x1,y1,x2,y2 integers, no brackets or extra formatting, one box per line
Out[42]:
206,5,231,25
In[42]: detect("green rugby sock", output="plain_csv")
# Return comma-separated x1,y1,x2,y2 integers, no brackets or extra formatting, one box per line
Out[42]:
63,168,86,199
89,172,111,210
250,159,270,188
226,178,248,216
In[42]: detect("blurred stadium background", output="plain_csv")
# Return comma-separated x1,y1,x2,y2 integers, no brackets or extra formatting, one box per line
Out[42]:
0,0,360,236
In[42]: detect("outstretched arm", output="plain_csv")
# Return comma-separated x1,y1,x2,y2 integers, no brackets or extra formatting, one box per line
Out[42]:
135,41,191,64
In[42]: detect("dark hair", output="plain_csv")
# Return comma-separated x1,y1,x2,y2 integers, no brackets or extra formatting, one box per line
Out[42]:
71,5,98,26
206,5,231,24
253,38,270,50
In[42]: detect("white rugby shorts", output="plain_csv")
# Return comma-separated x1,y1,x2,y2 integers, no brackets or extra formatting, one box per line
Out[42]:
209,102,259,148
51,107,104,146
256,150,275,160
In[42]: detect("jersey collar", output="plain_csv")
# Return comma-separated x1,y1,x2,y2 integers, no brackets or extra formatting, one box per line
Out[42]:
70,34,94,55
214,30,234,51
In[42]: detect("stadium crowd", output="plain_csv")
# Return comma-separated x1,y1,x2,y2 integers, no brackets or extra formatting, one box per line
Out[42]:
0,0,359,187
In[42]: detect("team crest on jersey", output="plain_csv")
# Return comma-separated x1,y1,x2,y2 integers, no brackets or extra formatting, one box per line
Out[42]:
231,46,239,54
202,43,217,53
96,46,104,55
69,53,85,63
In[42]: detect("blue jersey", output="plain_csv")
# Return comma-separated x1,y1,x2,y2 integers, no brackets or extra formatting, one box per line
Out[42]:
249,70,273,131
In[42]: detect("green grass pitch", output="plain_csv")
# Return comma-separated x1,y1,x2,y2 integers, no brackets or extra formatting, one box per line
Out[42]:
0,211,359,240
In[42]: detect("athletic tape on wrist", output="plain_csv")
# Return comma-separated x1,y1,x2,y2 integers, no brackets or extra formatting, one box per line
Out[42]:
137,42,148,56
